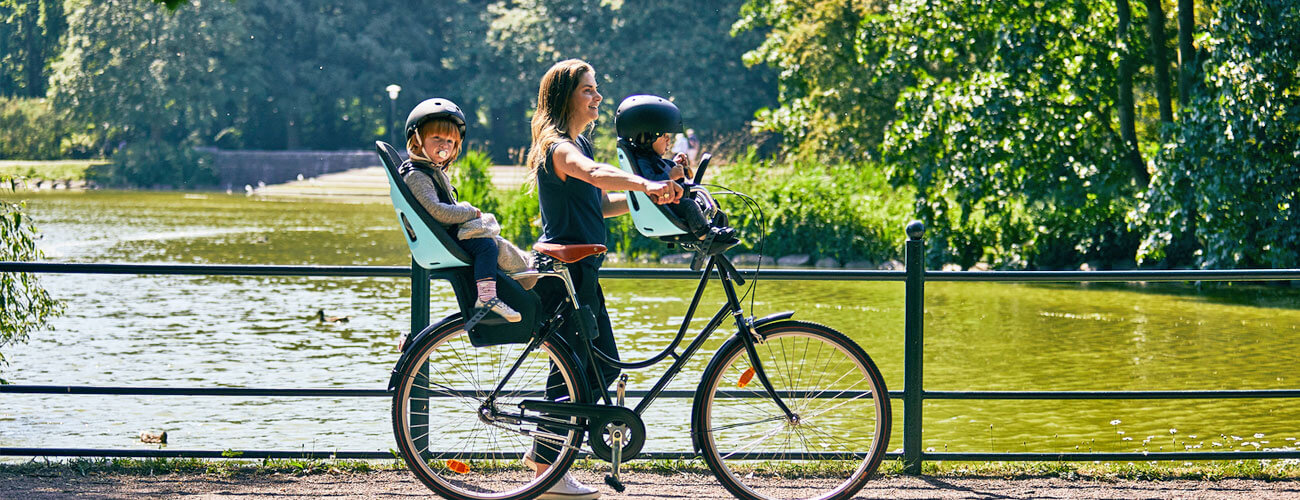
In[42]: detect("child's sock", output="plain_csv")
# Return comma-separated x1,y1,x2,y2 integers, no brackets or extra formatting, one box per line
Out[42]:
476,279,496,303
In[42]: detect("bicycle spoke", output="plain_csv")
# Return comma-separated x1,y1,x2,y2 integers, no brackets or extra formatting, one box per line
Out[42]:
699,325,889,500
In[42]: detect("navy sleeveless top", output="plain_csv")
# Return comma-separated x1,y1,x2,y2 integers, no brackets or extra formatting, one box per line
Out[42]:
537,135,606,247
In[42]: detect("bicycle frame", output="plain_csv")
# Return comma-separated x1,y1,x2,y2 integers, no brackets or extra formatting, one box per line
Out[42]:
485,252,797,423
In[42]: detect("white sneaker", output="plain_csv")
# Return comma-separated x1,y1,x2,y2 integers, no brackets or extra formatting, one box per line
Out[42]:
523,451,599,500
536,473,600,500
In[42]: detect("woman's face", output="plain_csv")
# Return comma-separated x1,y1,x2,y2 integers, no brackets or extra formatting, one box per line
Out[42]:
421,130,458,162
567,71,602,129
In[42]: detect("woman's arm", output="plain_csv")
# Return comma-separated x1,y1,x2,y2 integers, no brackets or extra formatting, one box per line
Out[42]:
552,142,682,204
403,171,479,224
601,191,628,218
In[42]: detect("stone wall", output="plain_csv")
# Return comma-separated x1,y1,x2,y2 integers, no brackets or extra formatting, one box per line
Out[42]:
199,148,378,189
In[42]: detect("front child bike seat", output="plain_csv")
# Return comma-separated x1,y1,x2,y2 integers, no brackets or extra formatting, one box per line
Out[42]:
615,138,692,238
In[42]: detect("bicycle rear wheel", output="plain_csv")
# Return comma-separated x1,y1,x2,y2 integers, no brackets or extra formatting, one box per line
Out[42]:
693,320,891,500
392,319,587,500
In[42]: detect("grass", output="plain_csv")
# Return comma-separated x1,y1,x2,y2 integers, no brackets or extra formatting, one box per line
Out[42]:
4,457,1300,481
0,159,109,181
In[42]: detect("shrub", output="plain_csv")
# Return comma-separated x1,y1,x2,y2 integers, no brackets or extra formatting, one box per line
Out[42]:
91,140,216,188
451,149,498,215
0,98,98,160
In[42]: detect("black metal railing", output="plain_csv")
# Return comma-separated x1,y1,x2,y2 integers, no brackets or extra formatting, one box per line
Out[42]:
3,221,1300,471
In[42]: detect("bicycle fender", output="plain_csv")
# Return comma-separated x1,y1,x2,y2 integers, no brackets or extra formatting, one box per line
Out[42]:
387,313,463,392
752,311,795,329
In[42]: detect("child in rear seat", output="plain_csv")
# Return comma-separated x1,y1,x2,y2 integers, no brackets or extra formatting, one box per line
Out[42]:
399,98,532,322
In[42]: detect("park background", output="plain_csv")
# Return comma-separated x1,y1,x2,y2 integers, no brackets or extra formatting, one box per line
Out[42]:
1,0,1298,463
0,0,1294,271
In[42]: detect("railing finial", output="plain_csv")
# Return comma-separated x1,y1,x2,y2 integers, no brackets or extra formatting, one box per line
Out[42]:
906,220,925,241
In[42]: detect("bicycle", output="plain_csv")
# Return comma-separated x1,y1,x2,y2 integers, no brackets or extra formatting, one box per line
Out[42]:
376,140,892,500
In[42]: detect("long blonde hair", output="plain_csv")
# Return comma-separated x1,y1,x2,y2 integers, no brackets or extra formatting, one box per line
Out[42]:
406,119,463,167
526,59,594,186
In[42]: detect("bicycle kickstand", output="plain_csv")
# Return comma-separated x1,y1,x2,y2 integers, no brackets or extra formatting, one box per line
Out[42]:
605,374,629,493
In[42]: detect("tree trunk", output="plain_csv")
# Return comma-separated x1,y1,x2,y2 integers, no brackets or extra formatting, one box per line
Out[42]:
285,111,300,150
1117,0,1150,185
1144,0,1174,123
1177,0,1195,106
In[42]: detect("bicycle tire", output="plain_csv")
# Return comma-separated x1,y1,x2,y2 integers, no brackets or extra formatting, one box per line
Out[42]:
392,319,589,500
692,320,891,500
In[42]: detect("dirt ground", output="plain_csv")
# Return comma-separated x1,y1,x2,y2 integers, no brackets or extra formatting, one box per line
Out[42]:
4,469,1300,500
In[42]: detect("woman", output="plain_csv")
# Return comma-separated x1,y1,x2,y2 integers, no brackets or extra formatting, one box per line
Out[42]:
525,59,680,500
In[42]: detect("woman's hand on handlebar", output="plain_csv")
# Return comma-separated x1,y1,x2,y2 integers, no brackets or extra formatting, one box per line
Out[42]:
645,180,683,205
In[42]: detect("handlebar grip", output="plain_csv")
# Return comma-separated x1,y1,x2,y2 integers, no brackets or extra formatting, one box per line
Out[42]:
692,154,711,185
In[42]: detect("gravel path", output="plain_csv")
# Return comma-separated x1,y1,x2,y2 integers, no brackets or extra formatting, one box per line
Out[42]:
4,469,1300,499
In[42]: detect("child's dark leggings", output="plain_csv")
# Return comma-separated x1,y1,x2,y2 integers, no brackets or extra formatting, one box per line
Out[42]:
456,237,498,282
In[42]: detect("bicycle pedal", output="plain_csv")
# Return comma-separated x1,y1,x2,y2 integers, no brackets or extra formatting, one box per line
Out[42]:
604,475,626,492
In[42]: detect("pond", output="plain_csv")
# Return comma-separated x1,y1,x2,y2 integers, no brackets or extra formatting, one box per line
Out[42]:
2,191,1298,460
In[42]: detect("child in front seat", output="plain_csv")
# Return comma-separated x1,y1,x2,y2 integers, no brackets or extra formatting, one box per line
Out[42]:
615,95,737,247
400,98,532,323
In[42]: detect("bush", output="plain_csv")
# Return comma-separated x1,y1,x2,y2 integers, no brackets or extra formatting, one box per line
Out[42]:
497,184,541,249
451,149,498,215
710,150,914,264
91,140,216,188
0,98,98,160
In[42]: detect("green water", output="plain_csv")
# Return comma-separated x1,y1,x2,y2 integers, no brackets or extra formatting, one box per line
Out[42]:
2,191,1298,457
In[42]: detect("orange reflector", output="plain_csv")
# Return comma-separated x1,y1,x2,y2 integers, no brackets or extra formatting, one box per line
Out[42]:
737,367,756,388
446,460,470,474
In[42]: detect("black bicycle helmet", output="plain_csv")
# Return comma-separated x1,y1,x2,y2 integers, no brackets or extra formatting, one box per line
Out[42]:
615,95,683,142
405,98,467,140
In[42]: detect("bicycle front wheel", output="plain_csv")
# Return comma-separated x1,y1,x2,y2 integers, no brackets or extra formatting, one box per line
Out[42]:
693,320,891,500
392,319,588,500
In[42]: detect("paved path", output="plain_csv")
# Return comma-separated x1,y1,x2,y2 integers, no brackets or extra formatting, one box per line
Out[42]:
4,470,1300,499
252,166,528,202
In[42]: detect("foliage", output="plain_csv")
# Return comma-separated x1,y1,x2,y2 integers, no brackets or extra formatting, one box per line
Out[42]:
710,151,912,263
0,160,103,181
489,0,778,146
739,0,1168,269
91,140,216,188
881,0,1149,268
22,0,774,162
496,184,541,250
451,149,499,216
734,0,898,160
1139,0,1300,268
0,97,99,160
0,185,64,383
50,0,251,149
0,0,66,98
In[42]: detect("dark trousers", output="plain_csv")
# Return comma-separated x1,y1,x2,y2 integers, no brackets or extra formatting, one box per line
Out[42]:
532,258,620,464
457,237,498,282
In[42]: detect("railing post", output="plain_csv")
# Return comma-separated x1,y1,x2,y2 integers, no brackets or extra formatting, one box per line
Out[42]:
410,259,431,459
903,221,926,475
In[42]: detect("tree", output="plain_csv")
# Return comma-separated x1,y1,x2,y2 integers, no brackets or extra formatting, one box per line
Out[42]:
734,0,896,160
490,0,777,147
0,186,63,384
1140,0,1300,269
1117,0,1150,185
0,0,66,98
50,0,251,146
1142,0,1174,123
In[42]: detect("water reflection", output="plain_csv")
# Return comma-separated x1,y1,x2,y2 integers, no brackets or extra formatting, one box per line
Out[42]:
1,191,1297,457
